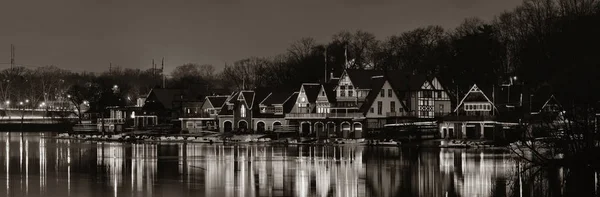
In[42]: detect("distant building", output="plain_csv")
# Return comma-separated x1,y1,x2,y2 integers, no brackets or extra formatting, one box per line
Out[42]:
179,95,229,133
217,89,271,132
439,84,519,139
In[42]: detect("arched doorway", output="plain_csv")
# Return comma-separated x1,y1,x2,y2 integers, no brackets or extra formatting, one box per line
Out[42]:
257,121,265,133
353,122,363,138
315,122,324,138
224,121,232,133
273,121,282,132
301,122,311,136
341,122,350,138
238,120,248,132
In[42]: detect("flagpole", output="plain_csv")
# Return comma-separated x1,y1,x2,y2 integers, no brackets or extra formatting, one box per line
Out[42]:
324,49,327,82
344,45,348,69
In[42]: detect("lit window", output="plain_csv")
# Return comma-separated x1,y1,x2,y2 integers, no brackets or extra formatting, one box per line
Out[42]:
240,105,246,117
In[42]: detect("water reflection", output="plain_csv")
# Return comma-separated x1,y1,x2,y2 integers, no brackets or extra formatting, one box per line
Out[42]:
0,132,547,197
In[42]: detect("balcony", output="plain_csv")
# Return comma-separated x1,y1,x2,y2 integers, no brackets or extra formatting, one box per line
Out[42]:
285,113,327,119
97,118,125,125
285,112,365,119
328,112,364,118
182,112,217,119
386,112,417,117
386,112,450,118
442,115,496,121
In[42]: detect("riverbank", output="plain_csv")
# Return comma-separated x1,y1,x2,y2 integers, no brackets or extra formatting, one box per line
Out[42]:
52,132,510,149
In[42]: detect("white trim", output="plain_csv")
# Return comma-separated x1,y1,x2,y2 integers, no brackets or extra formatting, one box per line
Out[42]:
353,122,363,130
454,84,499,113
340,121,351,130
238,120,248,129
272,121,282,130
258,93,273,106
204,97,214,109
256,121,266,131
539,95,562,113
222,120,233,129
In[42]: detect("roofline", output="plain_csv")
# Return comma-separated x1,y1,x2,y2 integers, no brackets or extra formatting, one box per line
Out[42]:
204,97,214,108
319,85,330,103
283,91,299,104
538,95,563,113
453,84,499,114
258,92,273,105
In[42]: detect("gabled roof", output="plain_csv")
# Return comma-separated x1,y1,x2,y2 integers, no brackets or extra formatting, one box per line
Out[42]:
454,84,499,113
359,77,386,113
218,92,239,115
539,95,563,113
261,91,295,106
301,83,322,103
283,92,299,113
344,69,386,89
205,96,229,108
240,91,255,108
386,70,430,93
323,83,337,103
144,88,185,110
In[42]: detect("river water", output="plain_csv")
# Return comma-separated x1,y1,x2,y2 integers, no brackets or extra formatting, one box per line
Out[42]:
0,132,562,197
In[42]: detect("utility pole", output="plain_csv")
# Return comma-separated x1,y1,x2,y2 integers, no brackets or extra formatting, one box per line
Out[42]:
324,49,327,83
10,44,14,70
162,57,165,88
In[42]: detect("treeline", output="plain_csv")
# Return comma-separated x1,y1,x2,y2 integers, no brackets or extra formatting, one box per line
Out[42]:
2,0,599,111
221,0,600,107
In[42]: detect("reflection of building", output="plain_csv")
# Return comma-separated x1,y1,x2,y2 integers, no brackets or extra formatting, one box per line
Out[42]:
438,149,515,197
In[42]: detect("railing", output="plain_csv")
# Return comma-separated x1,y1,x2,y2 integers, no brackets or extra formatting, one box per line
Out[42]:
285,112,365,119
285,113,327,118
386,112,418,117
97,118,125,124
182,113,216,118
327,112,364,118
442,115,496,121
386,112,451,118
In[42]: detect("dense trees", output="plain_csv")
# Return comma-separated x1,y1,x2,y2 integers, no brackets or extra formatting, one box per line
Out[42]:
3,0,599,114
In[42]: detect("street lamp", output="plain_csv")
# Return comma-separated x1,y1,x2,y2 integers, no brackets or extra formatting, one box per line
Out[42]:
67,95,71,99
25,99,29,103
19,102,23,106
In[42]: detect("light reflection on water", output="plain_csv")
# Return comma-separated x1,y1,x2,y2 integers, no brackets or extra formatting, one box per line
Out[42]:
0,132,524,197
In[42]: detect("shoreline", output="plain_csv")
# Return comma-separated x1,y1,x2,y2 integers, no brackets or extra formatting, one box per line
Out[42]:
51,132,510,150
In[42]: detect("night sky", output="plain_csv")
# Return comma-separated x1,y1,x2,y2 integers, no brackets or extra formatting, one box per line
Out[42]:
0,0,522,73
